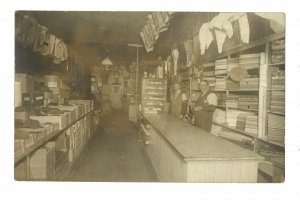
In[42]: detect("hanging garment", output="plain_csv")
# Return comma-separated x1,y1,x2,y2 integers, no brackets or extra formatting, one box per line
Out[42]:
254,12,285,33
172,48,179,76
151,12,160,34
161,12,170,26
184,39,193,67
142,26,151,48
53,38,63,64
148,15,159,40
214,29,227,54
20,15,39,48
199,23,214,55
33,25,48,52
48,34,56,56
145,23,155,46
157,12,168,32
140,31,153,53
238,14,250,44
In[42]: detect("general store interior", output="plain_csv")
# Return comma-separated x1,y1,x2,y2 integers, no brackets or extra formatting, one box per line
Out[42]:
14,11,285,183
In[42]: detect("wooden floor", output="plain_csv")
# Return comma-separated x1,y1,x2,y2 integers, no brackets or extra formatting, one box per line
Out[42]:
67,110,158,182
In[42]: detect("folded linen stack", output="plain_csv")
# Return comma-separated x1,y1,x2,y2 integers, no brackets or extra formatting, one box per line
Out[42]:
267,113,285,143
271,39,285,64
245,115,258,135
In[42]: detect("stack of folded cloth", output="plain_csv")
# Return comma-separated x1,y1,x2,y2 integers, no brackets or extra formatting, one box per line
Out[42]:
239,53,261,70
271,70,285,89
271,91,285,113
226,78,240,90
212,108,226,124
267,113,285,143
216,93,226,106
236,113,247,131
203,62,216,87
271,39,285,64
245,115,258,135
226,110,247,127
215,59,227,90
227,58,239,72
238,95,258,110
271,70,285,113
240,77,259,90
226,95,239,108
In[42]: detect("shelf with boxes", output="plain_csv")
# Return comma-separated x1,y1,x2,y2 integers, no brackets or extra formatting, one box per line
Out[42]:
202,32,285,181
14,73,101,181
141,78,167,114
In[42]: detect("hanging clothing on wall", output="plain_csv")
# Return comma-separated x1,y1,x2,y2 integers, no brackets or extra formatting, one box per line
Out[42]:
148,14,159,40
53,38,68,64
20,15,39,48
156,12,168,32
171,48,179,76
33,25,49,54
161,12,170,26
199,23,213,55
140,31,153,53
214,29,227,54
238,14,250,44
184,39,193,67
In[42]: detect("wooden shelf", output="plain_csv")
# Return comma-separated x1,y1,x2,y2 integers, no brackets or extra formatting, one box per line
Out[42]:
14,109,98,165
228,107,258,112
268,63,285,66
212,122,258,138
228,89,259,92
267,110,285,115
259,138,285,148
216,105,226,109
266,88,285,91
212,122,285,149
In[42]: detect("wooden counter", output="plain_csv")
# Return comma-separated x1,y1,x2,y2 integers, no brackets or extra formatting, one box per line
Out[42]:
140,113,264,182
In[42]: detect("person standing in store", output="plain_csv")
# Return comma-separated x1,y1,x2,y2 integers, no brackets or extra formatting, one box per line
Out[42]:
193,80,218,132
169,81,188,118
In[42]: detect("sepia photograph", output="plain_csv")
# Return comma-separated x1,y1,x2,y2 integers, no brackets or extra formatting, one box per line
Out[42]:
13,11,286,183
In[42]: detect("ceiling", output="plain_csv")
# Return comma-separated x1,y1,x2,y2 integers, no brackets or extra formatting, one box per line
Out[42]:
19,11,157,64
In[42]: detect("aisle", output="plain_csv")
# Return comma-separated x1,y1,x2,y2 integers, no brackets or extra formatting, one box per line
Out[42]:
67,110,158,182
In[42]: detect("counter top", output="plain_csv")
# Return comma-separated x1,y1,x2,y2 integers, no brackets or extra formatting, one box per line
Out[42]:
141,113,264,161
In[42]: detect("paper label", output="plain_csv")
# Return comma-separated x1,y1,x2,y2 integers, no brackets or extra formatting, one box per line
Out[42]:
36,96,44,100
24,97,30,101
48,82,58,87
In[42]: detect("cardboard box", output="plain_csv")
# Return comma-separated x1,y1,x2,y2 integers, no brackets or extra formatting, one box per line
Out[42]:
68,100,92,112
30,115,67,130
15,73,34,93
15,111,29,123
55,131,70,152
15,139,25,157
48,105,78,122
15,128,46,141
29,142,55,181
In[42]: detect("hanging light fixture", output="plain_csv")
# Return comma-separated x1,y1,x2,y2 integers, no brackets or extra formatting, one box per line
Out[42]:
101,50,113,68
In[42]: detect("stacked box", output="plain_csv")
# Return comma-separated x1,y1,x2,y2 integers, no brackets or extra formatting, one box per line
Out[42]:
30,114,67,130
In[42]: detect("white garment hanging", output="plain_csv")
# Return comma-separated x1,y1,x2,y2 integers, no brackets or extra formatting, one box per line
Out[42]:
199,23,213,55
238,14,250,44
172,48,179,76
214,29,227,54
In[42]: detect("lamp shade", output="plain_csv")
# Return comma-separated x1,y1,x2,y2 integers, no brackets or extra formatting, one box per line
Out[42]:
101,50,113,66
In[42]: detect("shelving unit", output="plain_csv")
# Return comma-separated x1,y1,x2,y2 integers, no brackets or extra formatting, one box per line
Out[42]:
141,78,167,114
185,32,285,181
